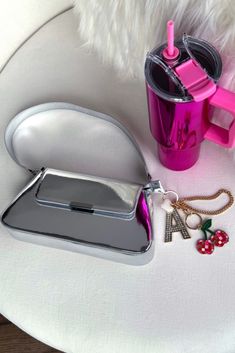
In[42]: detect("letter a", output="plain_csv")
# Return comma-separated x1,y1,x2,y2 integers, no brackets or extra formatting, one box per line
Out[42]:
164,209,191,242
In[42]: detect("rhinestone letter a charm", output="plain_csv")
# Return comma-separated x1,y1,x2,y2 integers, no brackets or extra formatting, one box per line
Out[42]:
161,199,191,242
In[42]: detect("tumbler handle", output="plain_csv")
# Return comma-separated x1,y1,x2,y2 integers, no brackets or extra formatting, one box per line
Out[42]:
205,86,235,148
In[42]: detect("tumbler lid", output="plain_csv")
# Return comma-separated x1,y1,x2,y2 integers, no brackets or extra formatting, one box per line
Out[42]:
145,34,222,102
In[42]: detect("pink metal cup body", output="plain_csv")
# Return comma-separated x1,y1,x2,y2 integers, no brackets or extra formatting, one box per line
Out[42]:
146,83,210,171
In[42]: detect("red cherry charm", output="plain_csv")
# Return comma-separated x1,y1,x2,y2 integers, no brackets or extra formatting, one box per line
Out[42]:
210,230,229,247
198,220,230,254
196,239,214,255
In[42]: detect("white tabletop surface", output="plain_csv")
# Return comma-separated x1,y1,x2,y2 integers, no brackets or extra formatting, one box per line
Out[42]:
0,7,235,353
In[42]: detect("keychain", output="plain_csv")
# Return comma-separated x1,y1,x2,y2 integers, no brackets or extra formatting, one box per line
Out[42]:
160,188,234,254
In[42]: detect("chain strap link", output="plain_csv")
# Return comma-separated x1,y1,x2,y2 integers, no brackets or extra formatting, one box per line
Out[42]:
172,189,234,216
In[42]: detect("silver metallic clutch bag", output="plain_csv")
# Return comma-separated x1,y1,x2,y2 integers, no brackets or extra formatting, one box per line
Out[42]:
2,103,162,265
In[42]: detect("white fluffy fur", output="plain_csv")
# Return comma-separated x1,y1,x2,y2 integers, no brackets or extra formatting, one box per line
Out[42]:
74,0,235,86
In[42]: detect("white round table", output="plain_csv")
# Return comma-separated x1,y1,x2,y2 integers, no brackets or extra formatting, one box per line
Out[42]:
0,6,235,353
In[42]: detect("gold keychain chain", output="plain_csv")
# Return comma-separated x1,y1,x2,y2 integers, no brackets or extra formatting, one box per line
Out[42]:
171,189,234,230
172,189,234,216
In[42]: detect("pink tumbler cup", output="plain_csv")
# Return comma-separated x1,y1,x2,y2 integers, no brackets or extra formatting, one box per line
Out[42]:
145,21,235,171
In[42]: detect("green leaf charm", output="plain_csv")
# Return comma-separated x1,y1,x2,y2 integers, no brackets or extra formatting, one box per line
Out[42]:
201,219,212,231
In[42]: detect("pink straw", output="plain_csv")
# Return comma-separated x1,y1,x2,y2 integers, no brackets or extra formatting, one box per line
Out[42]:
167,20,174,57
162,19,179,60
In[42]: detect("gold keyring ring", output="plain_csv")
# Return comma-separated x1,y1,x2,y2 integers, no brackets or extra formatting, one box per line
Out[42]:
185,213,203,230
